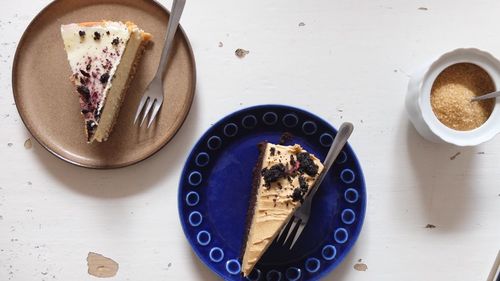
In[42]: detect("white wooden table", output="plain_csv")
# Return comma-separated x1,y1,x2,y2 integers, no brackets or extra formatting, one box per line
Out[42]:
1,1,499,280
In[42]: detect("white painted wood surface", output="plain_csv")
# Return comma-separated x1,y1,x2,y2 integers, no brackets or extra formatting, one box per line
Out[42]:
1,0,499,280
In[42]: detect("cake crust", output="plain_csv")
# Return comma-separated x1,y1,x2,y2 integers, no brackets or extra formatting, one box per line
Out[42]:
91,37,148,142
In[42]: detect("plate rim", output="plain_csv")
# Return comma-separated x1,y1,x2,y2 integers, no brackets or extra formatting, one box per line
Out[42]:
177,104,367,280
11,0,197,169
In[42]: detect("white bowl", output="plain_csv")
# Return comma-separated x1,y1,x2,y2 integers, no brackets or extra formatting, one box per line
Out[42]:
406,48,500,146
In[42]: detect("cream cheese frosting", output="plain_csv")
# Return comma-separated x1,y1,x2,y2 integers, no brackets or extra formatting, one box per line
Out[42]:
241,143,324,276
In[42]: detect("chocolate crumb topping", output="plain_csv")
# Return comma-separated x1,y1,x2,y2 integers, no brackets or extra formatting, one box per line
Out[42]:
279,132,293,145
93,32,101,40
86,63,91,71
86,120,96,133
100,73,110,84
79,30,86,37
299,176,308,192
270,147,276,156
297,152,319,176
81,109,90,114
77,86,90,101
291,188,303,202
94,109,101,121
111,38,120,45
287,154,300,176
261,163,286,186
291,178,309,202
106,31,110,35
80,69,90,77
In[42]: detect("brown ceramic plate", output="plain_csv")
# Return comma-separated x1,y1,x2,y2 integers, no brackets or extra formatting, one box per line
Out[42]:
13,0,196,169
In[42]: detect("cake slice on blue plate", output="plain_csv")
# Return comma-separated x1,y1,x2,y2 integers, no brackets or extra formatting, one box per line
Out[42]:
241,142,324,276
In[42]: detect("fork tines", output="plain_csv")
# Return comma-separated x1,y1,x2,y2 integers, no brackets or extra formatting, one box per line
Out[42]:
275,217,306,250
133,90,162,128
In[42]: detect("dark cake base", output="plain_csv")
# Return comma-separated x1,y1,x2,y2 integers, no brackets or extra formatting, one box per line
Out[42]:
240,141,268,274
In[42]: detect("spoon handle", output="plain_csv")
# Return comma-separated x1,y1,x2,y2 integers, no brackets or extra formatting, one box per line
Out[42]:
471,90,500,102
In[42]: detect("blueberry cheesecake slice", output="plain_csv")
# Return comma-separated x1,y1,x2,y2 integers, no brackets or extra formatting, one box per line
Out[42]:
61,21,151,142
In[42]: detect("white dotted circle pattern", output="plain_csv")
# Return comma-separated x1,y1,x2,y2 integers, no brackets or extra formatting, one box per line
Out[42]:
182,109,364,280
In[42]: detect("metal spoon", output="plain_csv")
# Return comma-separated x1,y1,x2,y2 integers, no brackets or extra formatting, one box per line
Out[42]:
470,90,500,102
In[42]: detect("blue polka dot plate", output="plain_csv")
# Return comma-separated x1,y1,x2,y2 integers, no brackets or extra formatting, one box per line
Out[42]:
178,105,366,280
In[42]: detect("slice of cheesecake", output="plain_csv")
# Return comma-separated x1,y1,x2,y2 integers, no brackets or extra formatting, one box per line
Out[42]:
241,142,324,276
61,21,151,143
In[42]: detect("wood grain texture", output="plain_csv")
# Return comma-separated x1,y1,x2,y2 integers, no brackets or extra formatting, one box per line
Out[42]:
1,0,500,280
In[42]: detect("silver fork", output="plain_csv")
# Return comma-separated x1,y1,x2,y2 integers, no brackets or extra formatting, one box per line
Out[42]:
276,122,354,249
134,0,186,127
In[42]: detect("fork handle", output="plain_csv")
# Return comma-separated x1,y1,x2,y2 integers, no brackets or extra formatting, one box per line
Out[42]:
155,0,186,80
308,122,354,199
